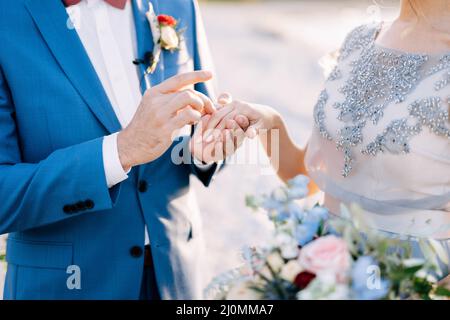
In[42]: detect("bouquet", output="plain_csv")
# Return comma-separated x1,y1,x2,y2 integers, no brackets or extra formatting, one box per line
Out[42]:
205,176,450,300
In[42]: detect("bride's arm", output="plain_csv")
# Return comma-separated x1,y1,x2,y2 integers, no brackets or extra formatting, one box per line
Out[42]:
261,110,306,181
256,106,319,193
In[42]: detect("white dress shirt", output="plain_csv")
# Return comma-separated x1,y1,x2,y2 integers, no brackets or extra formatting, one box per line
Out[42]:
66,0,147,241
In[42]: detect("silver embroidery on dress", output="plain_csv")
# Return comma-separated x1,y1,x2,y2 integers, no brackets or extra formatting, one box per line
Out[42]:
408,97,450,138
334,46,428,125
336,122,365,177
362,97,450,156
327,66,342,81
313,90,332,140
327,24,380,82
338,24,380,61
362,119,421,156
333,45,428,176
427,54,450,91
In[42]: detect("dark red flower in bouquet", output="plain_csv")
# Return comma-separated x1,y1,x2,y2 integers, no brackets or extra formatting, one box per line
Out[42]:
294,271,316,290
157,14,177,27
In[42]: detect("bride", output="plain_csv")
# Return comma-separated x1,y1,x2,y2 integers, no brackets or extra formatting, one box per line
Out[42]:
207,0,450,274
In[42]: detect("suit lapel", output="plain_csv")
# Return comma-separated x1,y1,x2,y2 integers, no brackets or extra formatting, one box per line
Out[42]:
132,0,164,92
24,0,122,134
192,0,217,100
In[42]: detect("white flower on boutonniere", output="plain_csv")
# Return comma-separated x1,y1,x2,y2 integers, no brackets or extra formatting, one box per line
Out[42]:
145,3,183,74
158,15,180,50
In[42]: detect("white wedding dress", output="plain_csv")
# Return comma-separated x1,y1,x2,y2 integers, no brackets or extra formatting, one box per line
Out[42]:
305,23,450,266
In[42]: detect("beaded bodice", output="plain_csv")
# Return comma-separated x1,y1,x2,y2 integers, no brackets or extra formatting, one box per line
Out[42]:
313,23,450,177
305,23,450,238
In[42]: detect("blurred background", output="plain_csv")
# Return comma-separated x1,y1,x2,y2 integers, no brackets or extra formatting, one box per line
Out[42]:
0,0,399,298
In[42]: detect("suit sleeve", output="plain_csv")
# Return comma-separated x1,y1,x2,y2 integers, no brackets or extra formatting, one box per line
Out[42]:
0,67,119,234
189,0,224,187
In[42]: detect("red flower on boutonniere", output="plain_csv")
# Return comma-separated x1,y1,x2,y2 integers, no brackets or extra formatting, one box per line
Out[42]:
157,14,177,27
145,4,184,74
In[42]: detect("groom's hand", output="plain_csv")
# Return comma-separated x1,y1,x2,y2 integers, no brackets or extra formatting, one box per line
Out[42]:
117,71,215,171
190,93,250,164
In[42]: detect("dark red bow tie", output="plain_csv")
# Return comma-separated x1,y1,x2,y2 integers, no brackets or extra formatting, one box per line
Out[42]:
63,0,128,10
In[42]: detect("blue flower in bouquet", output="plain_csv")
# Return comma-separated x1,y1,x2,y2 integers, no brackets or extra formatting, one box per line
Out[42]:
274,203,305,223
288,175,310,189
294,206,328,246
287,202,305,220
287,175,310,200
262,187,287,212
295,224,317,246
351,256,390,300
308,206,329,221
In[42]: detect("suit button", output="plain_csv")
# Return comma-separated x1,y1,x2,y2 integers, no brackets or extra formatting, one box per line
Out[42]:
76,201,86,211
130,246,143,258
84,199,95,210
64,204,78,214
138,180,148,193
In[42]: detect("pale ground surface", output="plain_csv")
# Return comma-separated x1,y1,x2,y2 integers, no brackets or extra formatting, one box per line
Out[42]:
0,1,397,299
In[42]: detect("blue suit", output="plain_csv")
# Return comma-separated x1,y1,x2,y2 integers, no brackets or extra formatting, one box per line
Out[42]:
0,0,218,299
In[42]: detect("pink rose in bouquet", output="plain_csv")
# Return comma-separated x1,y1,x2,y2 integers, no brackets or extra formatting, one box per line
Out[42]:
298,235,351,282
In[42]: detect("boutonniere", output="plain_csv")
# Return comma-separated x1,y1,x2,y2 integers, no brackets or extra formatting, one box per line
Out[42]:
145,3,184,74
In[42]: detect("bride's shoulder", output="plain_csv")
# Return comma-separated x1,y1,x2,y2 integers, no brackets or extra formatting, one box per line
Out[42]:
337,22,382,60
319,22,383,80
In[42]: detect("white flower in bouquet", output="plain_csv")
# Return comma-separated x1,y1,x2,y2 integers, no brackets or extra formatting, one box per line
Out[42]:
281,245,299,260
297,273,350,300
402,258,426,268
415,269,438,284
266,252,285,272
274,232,299,259
280,260,304,282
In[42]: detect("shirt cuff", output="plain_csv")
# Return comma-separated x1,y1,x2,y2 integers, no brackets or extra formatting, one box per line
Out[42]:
103,133,130,188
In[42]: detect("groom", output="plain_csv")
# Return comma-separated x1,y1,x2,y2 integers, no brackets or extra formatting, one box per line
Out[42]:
0,0,244,299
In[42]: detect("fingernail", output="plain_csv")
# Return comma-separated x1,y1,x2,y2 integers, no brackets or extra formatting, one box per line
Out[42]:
205,133,214,143
247,129,256,139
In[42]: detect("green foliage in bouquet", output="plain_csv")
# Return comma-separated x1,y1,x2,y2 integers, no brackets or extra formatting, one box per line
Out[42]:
206,175,450,300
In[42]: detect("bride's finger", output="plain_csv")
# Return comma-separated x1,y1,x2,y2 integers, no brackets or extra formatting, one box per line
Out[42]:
225,119,237,130
217,92,233,105
235,115,250,130
232,126,246,150
216,110,238,130
246,120,264,139
205,104,235,131
223,129,235,157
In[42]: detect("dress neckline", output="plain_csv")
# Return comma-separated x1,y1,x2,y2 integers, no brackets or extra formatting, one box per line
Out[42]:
372,21,450,58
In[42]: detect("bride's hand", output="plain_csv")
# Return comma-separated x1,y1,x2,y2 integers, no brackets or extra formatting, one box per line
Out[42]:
190,93,252,163
206,94,281,138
